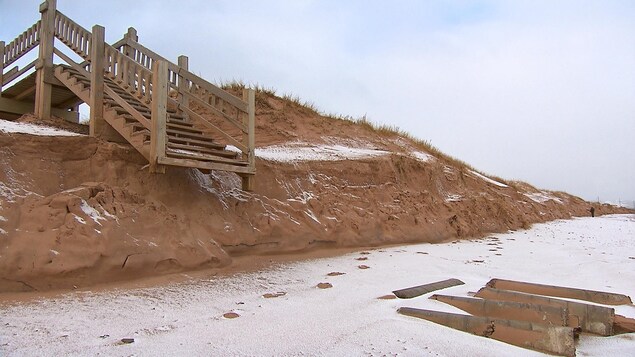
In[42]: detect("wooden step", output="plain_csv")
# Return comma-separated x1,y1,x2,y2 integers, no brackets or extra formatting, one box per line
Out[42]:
109,103,151,117
166,121,204,134
166,135,225,151
105,103,151,119
166,127,220,142
165,148,248,166
168,112,185,120
166,142,236,158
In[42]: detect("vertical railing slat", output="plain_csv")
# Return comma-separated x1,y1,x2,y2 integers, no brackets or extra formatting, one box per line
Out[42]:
150,60,168,173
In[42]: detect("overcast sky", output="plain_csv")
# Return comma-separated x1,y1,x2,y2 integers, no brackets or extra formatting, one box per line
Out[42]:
2,0,634,205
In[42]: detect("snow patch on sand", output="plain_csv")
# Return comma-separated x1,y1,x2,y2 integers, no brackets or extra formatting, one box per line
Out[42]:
412,151,435,163
73,214,86,224
445,193,463,202
80,200,106,226
0,120,83,137
256,142,389,162
470,170,509,188
189,169,249,209
524,191,563,204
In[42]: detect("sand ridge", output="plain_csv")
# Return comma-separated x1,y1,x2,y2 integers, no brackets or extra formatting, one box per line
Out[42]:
0,92,631,292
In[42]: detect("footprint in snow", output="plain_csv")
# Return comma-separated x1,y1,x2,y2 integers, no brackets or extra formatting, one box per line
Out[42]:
223,312,240,319
262,292,286,298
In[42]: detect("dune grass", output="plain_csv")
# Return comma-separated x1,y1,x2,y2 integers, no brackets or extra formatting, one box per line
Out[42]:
218,81,513,187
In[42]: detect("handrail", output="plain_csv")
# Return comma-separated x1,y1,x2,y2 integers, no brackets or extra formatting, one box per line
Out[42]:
53,47,151,130
2,59,37,87
103,45,154,107
53,11,92,60
2,21,41,69
118,39,249,125
53,11,155,109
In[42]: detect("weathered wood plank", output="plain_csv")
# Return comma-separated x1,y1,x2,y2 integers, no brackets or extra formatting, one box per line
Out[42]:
430,294,569,327
475,287,615,336
398,307,576,357
158,156,254,174
89,25,105,137
150,59,168,173
34,0,56,120
392,278,465,299
486,278,633,306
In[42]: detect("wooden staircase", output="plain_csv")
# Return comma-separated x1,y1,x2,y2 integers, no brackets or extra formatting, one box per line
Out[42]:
54,65,247,169
1,0,256,189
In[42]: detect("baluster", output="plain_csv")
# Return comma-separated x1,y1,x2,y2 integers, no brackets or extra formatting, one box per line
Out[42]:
135,67,143,98
123,59,130,88
1,41,4,95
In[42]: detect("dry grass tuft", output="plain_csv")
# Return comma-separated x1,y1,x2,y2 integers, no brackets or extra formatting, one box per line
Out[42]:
215,83,513,186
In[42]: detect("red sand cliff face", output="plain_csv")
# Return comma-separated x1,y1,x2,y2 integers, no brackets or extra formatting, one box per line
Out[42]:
0,95,630,292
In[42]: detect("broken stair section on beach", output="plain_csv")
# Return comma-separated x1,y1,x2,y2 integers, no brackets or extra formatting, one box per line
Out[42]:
393,278,635,356
0,0,256,189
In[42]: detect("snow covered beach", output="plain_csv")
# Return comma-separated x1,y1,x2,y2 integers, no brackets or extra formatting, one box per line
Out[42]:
1,214,634,356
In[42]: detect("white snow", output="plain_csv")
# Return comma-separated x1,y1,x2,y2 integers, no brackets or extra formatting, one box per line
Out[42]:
73,214,86,225
188,169,248,210
445,193,463,202
411,151,435,163
1,215,634,356
0,120,83,137
0,228,6,235
524,191,564,204
79,200,106,226
469,170,509,188
49,249,59,256
256,143,389,162
0,215,7,222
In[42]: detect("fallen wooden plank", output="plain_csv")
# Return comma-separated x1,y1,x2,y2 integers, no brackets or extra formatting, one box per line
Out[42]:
397,307,576,357
392,278,464,299
614,315,635,334
475,287,615,336
430,294,569,327
486,278,632,305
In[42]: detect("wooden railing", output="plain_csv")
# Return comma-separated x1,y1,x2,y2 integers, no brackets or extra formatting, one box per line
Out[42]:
1,21,41,92
1,21,41,69
114,37,255,157
2,1,255,186
104,45,154,106
53,11,91,60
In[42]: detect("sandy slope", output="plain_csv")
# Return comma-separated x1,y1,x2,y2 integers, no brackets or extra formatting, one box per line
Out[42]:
0,95,631,291
1,215,633,356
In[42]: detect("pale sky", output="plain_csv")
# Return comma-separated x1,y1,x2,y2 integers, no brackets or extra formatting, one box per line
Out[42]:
1,0,634,205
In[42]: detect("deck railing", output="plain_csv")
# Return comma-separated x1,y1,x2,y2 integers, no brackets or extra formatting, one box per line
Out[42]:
114,34,255,169
1,0,255,187
0,21,41,93
53,11,91,60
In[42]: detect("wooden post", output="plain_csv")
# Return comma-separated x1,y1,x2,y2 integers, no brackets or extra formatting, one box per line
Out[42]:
0,41,5,96
177,55,189,121
123,27,138,57
150,60,168,174
34,0,56,120
89,25,105,137
241,87,256,191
